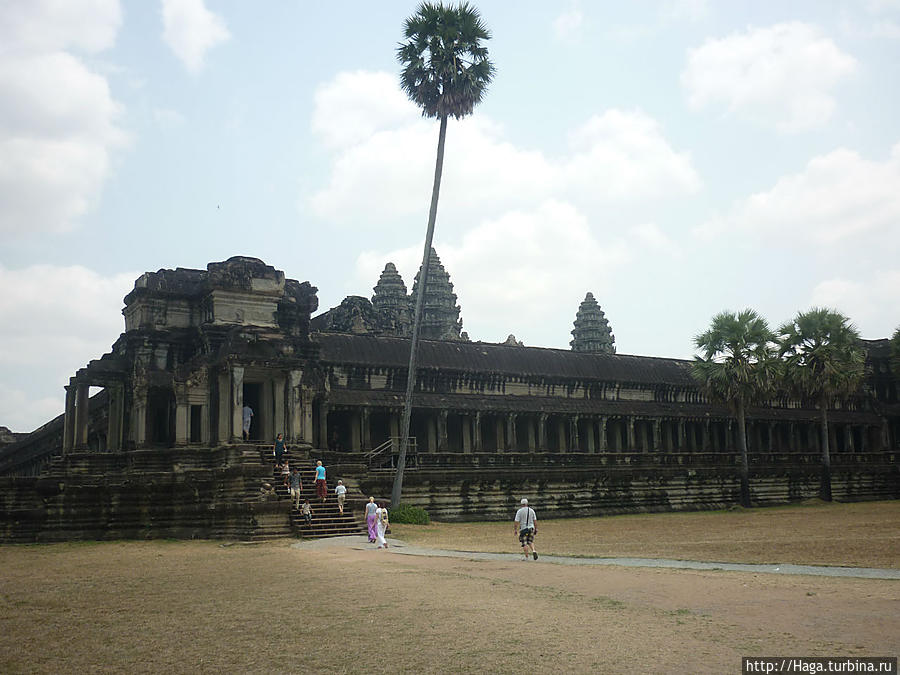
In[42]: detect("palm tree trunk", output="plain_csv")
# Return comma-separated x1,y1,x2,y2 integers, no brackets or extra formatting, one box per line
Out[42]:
819,392,832,502
392,114,449,508
736,398,751,508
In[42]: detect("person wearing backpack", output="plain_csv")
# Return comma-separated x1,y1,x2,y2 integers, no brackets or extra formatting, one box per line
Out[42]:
514,498,538,561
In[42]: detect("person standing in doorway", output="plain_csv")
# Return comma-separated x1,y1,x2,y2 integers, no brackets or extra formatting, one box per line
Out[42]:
365,496,378,542
314,460,327,503
242,404,254,441
334,480,347,514
514,498,538,561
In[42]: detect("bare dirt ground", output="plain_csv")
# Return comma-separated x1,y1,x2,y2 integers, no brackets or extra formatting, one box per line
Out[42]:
1,501,898,674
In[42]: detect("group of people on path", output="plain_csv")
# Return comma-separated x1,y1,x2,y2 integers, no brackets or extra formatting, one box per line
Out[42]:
268,431,539,558
365,497,390,549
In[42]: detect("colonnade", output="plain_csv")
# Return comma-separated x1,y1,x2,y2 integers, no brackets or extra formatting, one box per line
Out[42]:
318,405,888,454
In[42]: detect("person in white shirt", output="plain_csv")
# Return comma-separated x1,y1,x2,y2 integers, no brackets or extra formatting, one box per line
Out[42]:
514,498,538,561
334,480,347,514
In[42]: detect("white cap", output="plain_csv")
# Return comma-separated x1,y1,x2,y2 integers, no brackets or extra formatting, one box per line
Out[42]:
520,498,528,505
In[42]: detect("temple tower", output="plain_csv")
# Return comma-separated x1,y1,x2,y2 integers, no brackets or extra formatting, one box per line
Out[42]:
570,292,615,353
372,263,412,336
409,248,463,341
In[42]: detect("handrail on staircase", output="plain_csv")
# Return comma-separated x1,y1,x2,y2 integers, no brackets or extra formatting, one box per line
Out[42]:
364,437,418,468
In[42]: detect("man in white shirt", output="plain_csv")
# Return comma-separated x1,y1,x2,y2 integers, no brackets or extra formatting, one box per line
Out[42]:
514,498,538,561
334,480,347,514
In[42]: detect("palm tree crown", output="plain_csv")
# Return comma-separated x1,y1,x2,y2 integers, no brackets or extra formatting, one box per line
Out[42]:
777,307,865,403
692,309,777,408
398,2,495,120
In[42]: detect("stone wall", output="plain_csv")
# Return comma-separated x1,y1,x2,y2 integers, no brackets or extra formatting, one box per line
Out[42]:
0,446,292,542
358,452,900,521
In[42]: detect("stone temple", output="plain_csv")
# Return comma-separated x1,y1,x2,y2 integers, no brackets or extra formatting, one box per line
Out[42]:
1,255,898,541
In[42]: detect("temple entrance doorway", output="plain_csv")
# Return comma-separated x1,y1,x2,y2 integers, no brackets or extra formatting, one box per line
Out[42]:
243,382,263,441
146,386,175,447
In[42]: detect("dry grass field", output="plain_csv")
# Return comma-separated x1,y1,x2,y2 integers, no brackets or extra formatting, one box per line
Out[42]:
1,501,898,674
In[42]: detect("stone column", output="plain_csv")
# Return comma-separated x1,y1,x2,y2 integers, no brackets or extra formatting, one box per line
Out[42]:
200,405,210,446
768,422,777,452
390,412,400,441
597,417,607,451
104,384,123,450
557,418,567,452
586,418,595,453
570,416,579,452
362,408,372,451
74,382,90,450
461,415,472,453
538,414,547,452
678,419,686,452
438,410,448,452
216,372,229,444
526,416,536,452
132,386,147,448
63,384,76,454
273,375,286,439
231,366,244,442
844,425,854,453
286,371,303,442
506,413,517,452
626,417,635,452
175,385,189,446
473,412,483,452
702,419,710,452
652,419,662,452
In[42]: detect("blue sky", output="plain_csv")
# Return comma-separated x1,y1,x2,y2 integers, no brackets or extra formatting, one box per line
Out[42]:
2,0,900,432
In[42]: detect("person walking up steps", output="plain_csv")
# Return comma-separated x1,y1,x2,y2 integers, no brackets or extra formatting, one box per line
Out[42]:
334,480,347,514
314,460,327,503
514,498,538,561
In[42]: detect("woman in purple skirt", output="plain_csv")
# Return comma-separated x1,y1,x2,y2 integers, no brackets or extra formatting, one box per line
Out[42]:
365,496,378,543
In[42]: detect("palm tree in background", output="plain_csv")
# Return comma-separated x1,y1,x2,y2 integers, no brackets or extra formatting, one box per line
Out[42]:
692,309,778,508
777,308,865,502
392,2,495,508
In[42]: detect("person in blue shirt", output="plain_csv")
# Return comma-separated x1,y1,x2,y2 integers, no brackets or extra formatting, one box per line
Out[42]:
314,460,327,503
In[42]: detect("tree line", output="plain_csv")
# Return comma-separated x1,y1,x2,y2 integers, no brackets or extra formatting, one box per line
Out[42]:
693,308,900,508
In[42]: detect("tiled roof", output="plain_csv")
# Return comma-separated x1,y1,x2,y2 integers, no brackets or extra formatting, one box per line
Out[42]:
316,333,695,386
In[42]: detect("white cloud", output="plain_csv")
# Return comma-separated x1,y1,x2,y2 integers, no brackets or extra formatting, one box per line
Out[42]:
356,200,631,347
553,7,584,43
0,2,127,236
0,264,136,432
161,0,230,74
312,71,418,149
682,22,857,132
309,71,700,229
700,143,900,247
0,0,121,53
810,270,900,339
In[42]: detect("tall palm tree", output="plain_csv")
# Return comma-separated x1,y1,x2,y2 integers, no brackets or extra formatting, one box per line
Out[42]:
692,309,777,508
392,2,495,508
777,308,865,502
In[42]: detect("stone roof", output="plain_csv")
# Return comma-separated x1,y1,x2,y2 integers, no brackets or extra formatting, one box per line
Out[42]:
315,333,695,386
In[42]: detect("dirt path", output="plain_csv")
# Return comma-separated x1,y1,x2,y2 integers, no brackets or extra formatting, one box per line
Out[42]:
2,539,897,673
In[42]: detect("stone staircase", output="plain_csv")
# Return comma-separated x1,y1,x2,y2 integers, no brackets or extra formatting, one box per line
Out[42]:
0,443,370,543
237,444,367,540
